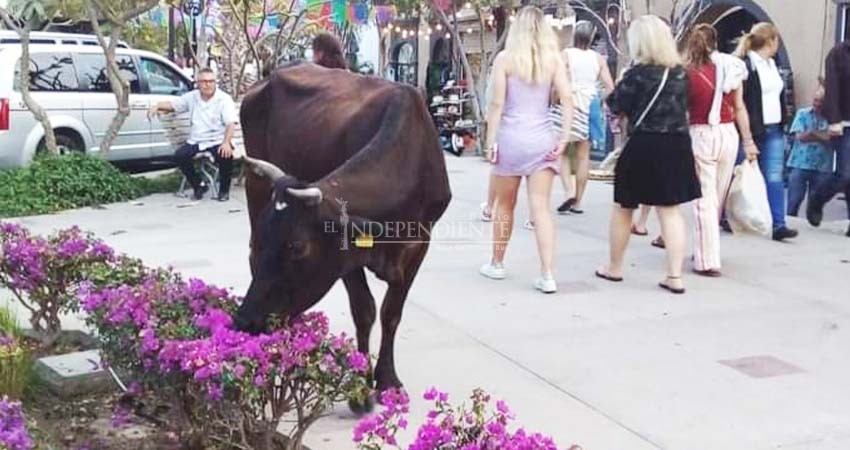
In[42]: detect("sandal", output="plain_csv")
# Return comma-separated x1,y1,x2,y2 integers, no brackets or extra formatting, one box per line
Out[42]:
557,198,576,214
595,270,623,283
569,207,584,214
693,268,721,278
659,276,685,294
651,236,665,249
631,224,648,236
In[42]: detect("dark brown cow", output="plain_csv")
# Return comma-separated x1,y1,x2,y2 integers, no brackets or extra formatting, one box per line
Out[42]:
235,62,451,405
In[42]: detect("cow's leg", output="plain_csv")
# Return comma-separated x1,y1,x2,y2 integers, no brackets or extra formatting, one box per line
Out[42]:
342,267,377,415
374,244,429,393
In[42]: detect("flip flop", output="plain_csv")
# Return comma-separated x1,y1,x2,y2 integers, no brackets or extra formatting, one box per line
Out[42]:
595,270,623,283
569,207,584,214
631,225,648,236
651,236,666,249
659,277,685,294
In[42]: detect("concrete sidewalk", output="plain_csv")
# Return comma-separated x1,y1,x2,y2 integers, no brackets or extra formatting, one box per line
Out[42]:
5,156,850,450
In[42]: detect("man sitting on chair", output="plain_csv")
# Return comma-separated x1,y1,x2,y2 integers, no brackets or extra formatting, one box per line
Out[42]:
148,68,237,201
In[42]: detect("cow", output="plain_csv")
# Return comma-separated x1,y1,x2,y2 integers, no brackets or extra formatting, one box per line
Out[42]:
234,62,451,409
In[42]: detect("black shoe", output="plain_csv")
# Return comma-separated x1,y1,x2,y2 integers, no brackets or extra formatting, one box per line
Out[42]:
215,192,230,202
720,218,733,234
557,198,576,214
772,227,799,241
846,224,850,237
806,203,823,227
192,183,209,200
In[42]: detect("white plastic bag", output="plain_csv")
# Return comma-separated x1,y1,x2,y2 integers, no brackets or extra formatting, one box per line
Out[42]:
726,160,773,236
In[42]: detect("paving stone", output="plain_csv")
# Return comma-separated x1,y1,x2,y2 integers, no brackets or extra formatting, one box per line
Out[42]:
33,350,116,398
718,355,806,379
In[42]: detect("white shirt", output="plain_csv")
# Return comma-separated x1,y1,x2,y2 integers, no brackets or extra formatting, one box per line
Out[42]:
172,89,237,150
565,48,601,96
748,51,783,125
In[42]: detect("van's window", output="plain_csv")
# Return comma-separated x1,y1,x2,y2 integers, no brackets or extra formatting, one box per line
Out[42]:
82,41,98,46
140,58,189,95
0,38,55,44
74,53,141,94
13,52,78,91
62,40,77,45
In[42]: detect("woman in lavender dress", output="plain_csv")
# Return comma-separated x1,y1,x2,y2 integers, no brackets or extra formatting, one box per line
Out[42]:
479,5,573,294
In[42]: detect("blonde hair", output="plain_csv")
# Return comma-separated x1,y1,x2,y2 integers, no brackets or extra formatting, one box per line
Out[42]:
734,22,779,58
503,6,562,84
627,15,681,68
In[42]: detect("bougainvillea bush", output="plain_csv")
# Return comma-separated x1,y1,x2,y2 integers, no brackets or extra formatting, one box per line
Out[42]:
0,222,369,450
354,388,564,450
0,222,147,343
81,270,369,450
0,396,33,450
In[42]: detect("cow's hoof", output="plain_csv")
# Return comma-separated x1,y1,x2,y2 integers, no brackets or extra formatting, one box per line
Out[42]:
348,395,375,416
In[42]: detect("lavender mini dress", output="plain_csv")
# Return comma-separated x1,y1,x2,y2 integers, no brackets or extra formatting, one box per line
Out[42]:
493,76,560,177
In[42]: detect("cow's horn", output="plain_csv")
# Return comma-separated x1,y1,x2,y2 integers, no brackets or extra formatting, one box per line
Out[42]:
243,156,286,181
287,187,323,204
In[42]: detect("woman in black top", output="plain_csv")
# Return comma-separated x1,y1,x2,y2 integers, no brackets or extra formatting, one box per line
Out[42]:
736,22,798,241
596,15,701,294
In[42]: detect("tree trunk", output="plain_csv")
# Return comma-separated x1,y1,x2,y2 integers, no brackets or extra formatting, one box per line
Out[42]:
0,10,59,156
95,23,131,155
87,0,160,154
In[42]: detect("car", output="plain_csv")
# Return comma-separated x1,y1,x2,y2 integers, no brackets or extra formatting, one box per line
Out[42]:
0,34,193,168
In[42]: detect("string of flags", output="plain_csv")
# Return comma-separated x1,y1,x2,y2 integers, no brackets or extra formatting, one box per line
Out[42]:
144,0,396,35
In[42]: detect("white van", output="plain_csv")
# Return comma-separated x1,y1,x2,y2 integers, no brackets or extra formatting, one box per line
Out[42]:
0,33,193,168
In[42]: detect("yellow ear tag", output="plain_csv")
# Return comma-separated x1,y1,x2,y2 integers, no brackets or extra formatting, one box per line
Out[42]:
354,234,374,248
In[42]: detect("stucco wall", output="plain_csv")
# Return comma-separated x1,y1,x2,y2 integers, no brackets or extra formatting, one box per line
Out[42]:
634,0,838,106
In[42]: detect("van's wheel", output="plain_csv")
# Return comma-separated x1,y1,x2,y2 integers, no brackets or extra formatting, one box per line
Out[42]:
37,131,84,156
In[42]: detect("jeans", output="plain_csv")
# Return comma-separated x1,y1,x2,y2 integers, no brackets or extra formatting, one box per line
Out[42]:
811,127,850,217
787,168,832,216
174,143,233,194
755,125,788,230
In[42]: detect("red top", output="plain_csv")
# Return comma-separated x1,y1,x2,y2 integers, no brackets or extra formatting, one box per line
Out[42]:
688,64,735,125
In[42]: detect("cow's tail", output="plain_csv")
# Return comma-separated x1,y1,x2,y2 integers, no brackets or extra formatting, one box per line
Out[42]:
240,78,273,275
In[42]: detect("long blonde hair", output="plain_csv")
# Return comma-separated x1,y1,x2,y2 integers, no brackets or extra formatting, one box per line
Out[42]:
734,22,779,57
503,6,562,84
627,15,681,68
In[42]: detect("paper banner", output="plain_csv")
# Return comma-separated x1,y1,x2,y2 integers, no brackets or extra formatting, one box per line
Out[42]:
349,2,369,24
332,0,346,25
434,0,452,12
375,4,396,25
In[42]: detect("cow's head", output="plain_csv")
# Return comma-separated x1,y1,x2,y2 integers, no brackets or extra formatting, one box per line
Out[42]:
235,157,349,333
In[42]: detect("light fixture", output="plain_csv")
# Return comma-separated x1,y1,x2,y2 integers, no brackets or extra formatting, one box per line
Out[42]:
464,2,472,9
395,26,401,32
445,33,451,39
466,28,473,34
436,23,443,31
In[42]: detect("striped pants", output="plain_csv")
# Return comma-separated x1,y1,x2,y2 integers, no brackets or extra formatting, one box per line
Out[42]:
691,124,739,271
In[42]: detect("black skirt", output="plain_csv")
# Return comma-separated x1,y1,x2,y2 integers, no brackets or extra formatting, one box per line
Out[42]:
614,132,701,209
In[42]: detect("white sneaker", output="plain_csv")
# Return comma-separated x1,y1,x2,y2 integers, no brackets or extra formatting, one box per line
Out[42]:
480,262,506,280
524,220,535,230
534,275,557,293
480,202,492,222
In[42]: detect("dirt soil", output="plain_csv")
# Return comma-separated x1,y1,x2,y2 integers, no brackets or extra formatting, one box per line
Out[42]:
25,390,182,450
